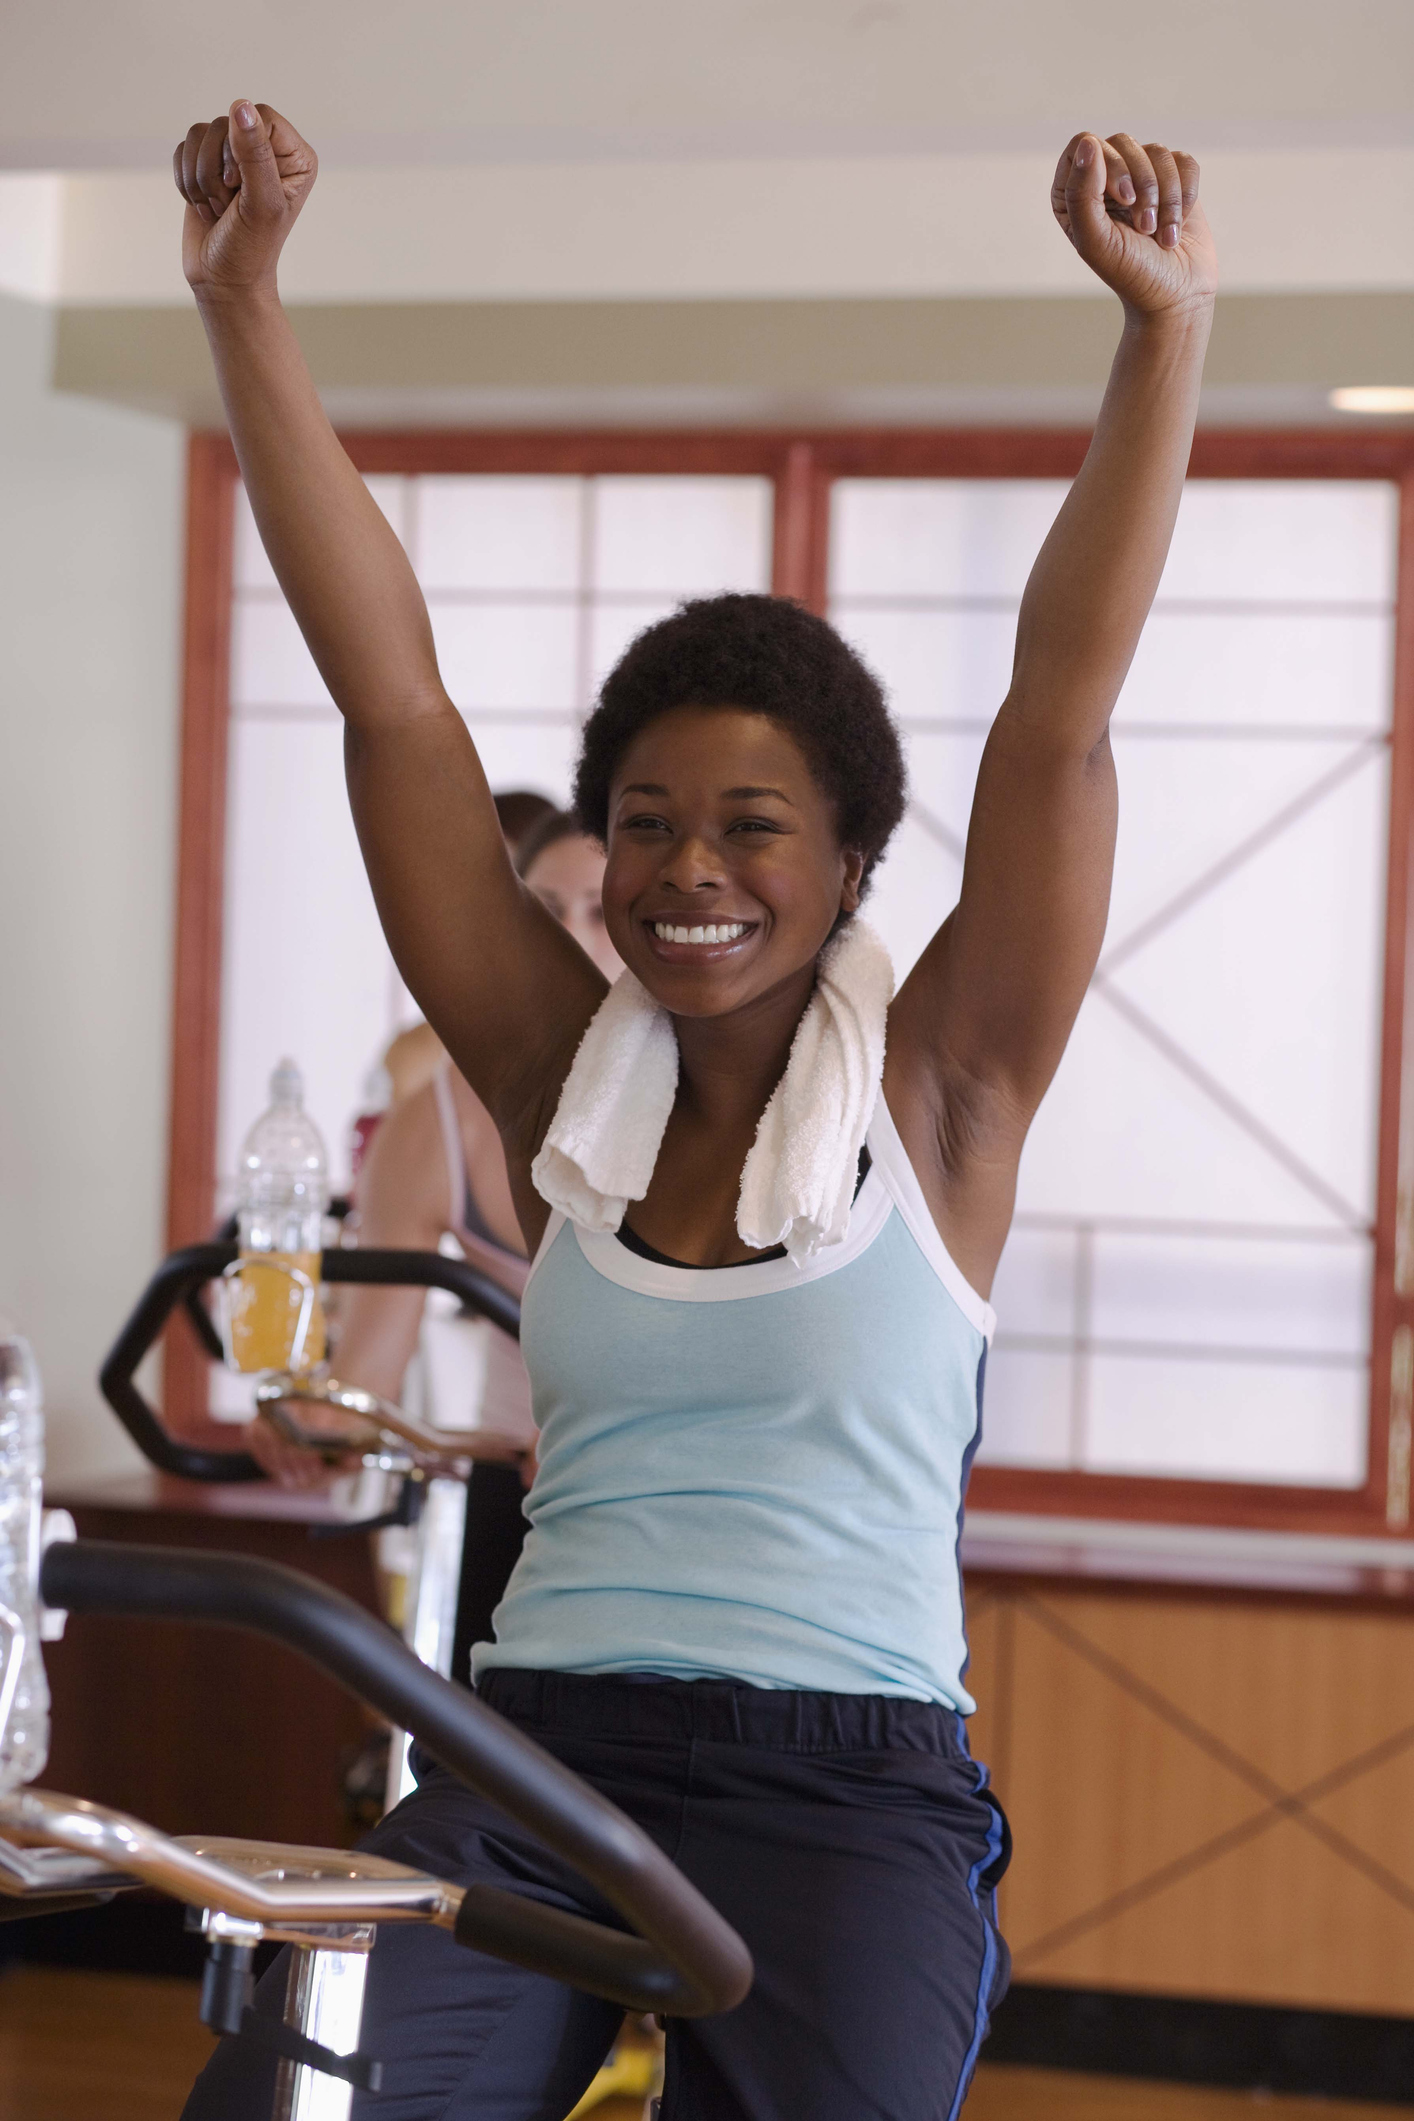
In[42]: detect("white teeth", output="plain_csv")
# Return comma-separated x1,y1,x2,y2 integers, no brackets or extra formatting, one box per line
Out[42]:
652,920,748,945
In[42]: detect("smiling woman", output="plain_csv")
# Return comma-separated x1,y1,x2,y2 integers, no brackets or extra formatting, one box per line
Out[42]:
174,95,1215,2121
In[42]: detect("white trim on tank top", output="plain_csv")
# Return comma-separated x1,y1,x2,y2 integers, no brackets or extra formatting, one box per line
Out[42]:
526,1092,995,1340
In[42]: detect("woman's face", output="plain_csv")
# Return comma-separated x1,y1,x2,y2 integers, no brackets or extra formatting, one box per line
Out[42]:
525,834,624,983
601,706,862,1019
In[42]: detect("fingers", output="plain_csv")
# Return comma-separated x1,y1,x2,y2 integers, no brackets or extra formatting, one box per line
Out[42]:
1054,132,1111,253
175,121,214,224
1174,148,1201,215
1097,139,1136,216
173,116,235,225
1106,134,1196,249
225,99,288,219
195,115,234,219
1107,134,1159,237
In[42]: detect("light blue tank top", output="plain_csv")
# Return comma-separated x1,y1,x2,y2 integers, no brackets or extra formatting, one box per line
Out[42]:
474,1096,996,1712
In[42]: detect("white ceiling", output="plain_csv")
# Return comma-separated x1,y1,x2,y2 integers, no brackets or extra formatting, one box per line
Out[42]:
5,0,1413,171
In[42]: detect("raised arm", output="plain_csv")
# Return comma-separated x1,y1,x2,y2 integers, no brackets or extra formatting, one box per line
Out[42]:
175,104,607,1152
888,132,1215,1286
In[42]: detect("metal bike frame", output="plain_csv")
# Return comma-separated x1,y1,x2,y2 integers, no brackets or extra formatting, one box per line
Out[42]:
275,1936,375,2121
386,1472,469,1808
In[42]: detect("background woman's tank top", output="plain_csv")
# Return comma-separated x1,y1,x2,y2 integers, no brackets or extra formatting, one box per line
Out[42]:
475,1097,995,1712
432,1060,534,1443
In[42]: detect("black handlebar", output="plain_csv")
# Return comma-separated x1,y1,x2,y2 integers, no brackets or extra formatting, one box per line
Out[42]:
99,1243,521,1485
39,1539,752,2018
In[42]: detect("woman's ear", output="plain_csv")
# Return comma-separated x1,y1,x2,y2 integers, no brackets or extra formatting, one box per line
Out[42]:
840,849,865,913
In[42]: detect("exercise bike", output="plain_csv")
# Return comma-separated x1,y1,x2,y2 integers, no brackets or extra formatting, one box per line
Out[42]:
0,1506,751,2118
101,1232,531,1805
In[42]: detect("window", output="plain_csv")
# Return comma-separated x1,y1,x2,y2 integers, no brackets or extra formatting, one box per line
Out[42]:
171,429,1414,1532
830,477,1397,1497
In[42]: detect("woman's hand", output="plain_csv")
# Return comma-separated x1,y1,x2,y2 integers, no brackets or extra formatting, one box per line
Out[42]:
174,101,317,300
1052,132,1215,319
242,1424,356,1493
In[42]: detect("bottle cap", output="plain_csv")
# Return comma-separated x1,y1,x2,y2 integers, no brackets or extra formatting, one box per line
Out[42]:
270,1057,304,1106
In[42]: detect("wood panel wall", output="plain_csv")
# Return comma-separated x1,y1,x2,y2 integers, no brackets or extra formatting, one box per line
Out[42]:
43,1500,382,1848
965,1575,1414,2018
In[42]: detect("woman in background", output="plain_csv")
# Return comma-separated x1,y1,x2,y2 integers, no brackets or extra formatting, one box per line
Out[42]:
377,789,555,1109
247,809,622,1490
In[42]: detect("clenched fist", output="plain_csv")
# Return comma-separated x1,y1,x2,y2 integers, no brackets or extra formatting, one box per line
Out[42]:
173,101,317,298
1052,132,1216,317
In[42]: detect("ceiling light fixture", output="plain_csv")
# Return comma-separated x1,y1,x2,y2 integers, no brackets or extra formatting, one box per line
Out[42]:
1329,387,1414,416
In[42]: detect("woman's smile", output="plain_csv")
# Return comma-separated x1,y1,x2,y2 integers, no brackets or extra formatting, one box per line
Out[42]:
644,916,760,963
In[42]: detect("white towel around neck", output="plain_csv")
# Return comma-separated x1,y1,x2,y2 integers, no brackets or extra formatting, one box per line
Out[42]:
531,917,895,1266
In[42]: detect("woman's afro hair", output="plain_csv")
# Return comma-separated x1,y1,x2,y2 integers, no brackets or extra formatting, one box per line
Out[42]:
572,593,906,893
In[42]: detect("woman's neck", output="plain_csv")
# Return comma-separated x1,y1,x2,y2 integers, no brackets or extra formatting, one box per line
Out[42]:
670,961,817,1133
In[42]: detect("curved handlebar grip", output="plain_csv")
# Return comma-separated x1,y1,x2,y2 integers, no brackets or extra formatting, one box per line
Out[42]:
99,1244,521,1486
38,1539,752,2018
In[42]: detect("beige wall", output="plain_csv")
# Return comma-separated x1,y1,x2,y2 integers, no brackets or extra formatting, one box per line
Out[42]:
0,291,185,1485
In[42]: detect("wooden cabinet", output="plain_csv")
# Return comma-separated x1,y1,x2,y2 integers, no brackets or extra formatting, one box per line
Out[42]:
965,1566,1414,2017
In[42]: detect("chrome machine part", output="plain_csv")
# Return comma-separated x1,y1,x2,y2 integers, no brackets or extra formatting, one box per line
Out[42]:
255,1371,528,1474
275,1942,376,2121
386,1473,469,1807
0,1790,464,1930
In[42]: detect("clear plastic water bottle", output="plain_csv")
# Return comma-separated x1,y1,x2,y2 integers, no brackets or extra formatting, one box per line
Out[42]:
0,1322,50,1792
228,1059,330,1375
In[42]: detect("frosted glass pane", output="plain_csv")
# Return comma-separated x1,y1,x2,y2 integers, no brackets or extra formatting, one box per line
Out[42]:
416,477,581,591
219,720,397,1193
432,601,579,713
588,598,680,701
1158,482,1398,605
989,1228,1079,1340
1014,1001,1353,1228
830,480,1069,599
864,806,961,983
905,730,991,843
593,477,772,594
1102,733,1382,959
1085,1356,1368,1487
1121,611,1394,730
833,607,1016,724
1112,750,1388,1221
230,598,332,710
458,718,579,808
1091,1234,1370,1357
975,1349,1074,1468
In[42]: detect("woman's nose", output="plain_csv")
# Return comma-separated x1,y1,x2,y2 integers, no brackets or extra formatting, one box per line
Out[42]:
659,835,724,890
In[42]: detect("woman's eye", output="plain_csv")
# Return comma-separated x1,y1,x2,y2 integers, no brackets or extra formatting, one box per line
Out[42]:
729,817,778,836
622,813,670,833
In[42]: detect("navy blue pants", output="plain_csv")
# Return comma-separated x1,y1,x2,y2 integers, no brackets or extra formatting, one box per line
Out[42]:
182,1670,1010,2121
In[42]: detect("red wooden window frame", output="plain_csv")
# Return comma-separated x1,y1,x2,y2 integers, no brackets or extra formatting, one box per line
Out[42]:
169,427,1414,1536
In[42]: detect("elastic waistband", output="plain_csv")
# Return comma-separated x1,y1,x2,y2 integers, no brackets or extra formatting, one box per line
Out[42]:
476,1667,965,1754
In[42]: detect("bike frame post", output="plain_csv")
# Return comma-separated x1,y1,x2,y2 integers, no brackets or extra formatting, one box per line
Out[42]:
274,1934,375,2121
385,1474,469,1810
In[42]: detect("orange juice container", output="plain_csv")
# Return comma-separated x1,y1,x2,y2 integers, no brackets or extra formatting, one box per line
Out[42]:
226,1058,329,1376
